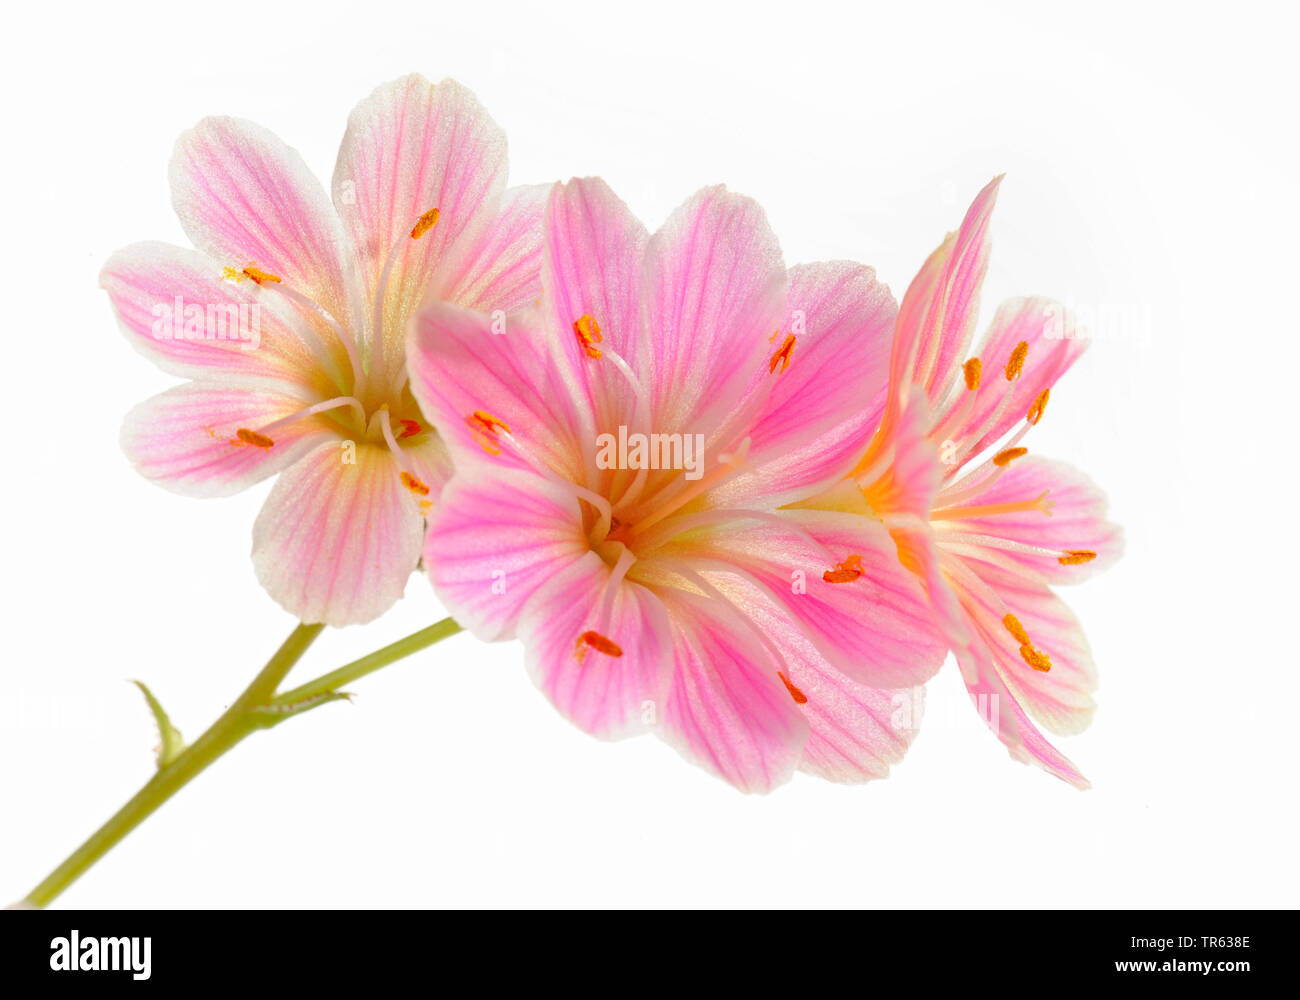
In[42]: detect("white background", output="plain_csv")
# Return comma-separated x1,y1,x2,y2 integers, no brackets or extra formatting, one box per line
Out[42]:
2,0,1296,908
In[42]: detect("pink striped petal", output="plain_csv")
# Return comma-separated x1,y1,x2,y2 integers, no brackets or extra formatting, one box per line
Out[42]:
891,175,1000,411
251,442,425,626
944,553,1092,787
432,183,548,313
424,469,589,641
655,591,809,793
121,381,333,497
406,301,590,483
332,74,508,376
101,242,339,389
968,563,1098,736
955,635,1090,789
936,455,1122,585
717,577,924,784
516,554,673,739
796,663,922,784
861,389,942,522
169,116,357,370
657,510,946,689
943,297,1089,457
401,435,455,510
642,186,787,435
540,177,650,435
715,261,897,507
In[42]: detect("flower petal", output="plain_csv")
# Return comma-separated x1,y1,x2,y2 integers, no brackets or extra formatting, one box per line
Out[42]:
516,553,673,739
251,442,424,626
956,636,1091,789
943,554,1092,787
654,509,946,689
968,562,1099,736
540,177,650,435
714,261,897,507
401,434,455,508
424,468,590,641
936,455,1122,585
795,670,923,784
121,381,334,497
170,116,358,376
892,175,1000,410
332,74,508,375
642,186,787,436
655,590,809,793
712,575,925,784
431,183,548,314
407,301,590,483
101,242,337,390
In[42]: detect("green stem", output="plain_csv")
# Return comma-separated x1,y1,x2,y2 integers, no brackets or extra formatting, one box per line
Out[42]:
270,617,462,709
21,617,461,909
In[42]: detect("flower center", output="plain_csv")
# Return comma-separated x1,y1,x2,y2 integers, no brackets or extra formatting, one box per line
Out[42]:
225,207,442,475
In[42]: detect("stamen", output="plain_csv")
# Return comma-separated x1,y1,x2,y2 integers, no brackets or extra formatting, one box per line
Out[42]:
465,410,511,455
235,428,274,448
1005,340,1028,381
252,395,367,438
1019,644,1052,672
374,408,414,473
626,437,751,536
938,421,1031,497
371,208,441,392
777,671,808,705
574,630,623,663
1027,388,1050,425
937,531,1066,559
398,419,422,439
401,471,430,496
823,554,864,584
993,446,1027,467
1002,613,1030,645
573,314,603,360
631,506,842,564
769,333,796,374
252,276,363,392
1059,549,1097,565
409,207,440,240
963,357,982,391
480,419,615,540
931,490,1053,521
242,265,282,286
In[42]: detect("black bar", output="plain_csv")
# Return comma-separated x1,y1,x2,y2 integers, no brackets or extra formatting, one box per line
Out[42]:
0,909,1279,987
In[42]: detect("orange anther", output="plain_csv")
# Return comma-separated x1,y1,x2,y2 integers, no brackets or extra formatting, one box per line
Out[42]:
573,314,603,359
410,207,441,240
823,554,864,584
235,428,274,448
778,671,808,705
575,630,623,662
769,333,796,374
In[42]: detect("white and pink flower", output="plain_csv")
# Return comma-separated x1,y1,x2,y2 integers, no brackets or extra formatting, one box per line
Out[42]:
407,178,947,792
807,177,1123,787
102,74,548,625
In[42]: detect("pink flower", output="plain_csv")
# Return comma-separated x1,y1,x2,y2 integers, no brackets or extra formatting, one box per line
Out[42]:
407,178,947,792
102,75,547,626
806,177,1122,787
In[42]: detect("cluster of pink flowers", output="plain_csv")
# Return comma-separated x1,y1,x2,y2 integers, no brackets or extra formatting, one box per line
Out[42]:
103,75,1120,792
